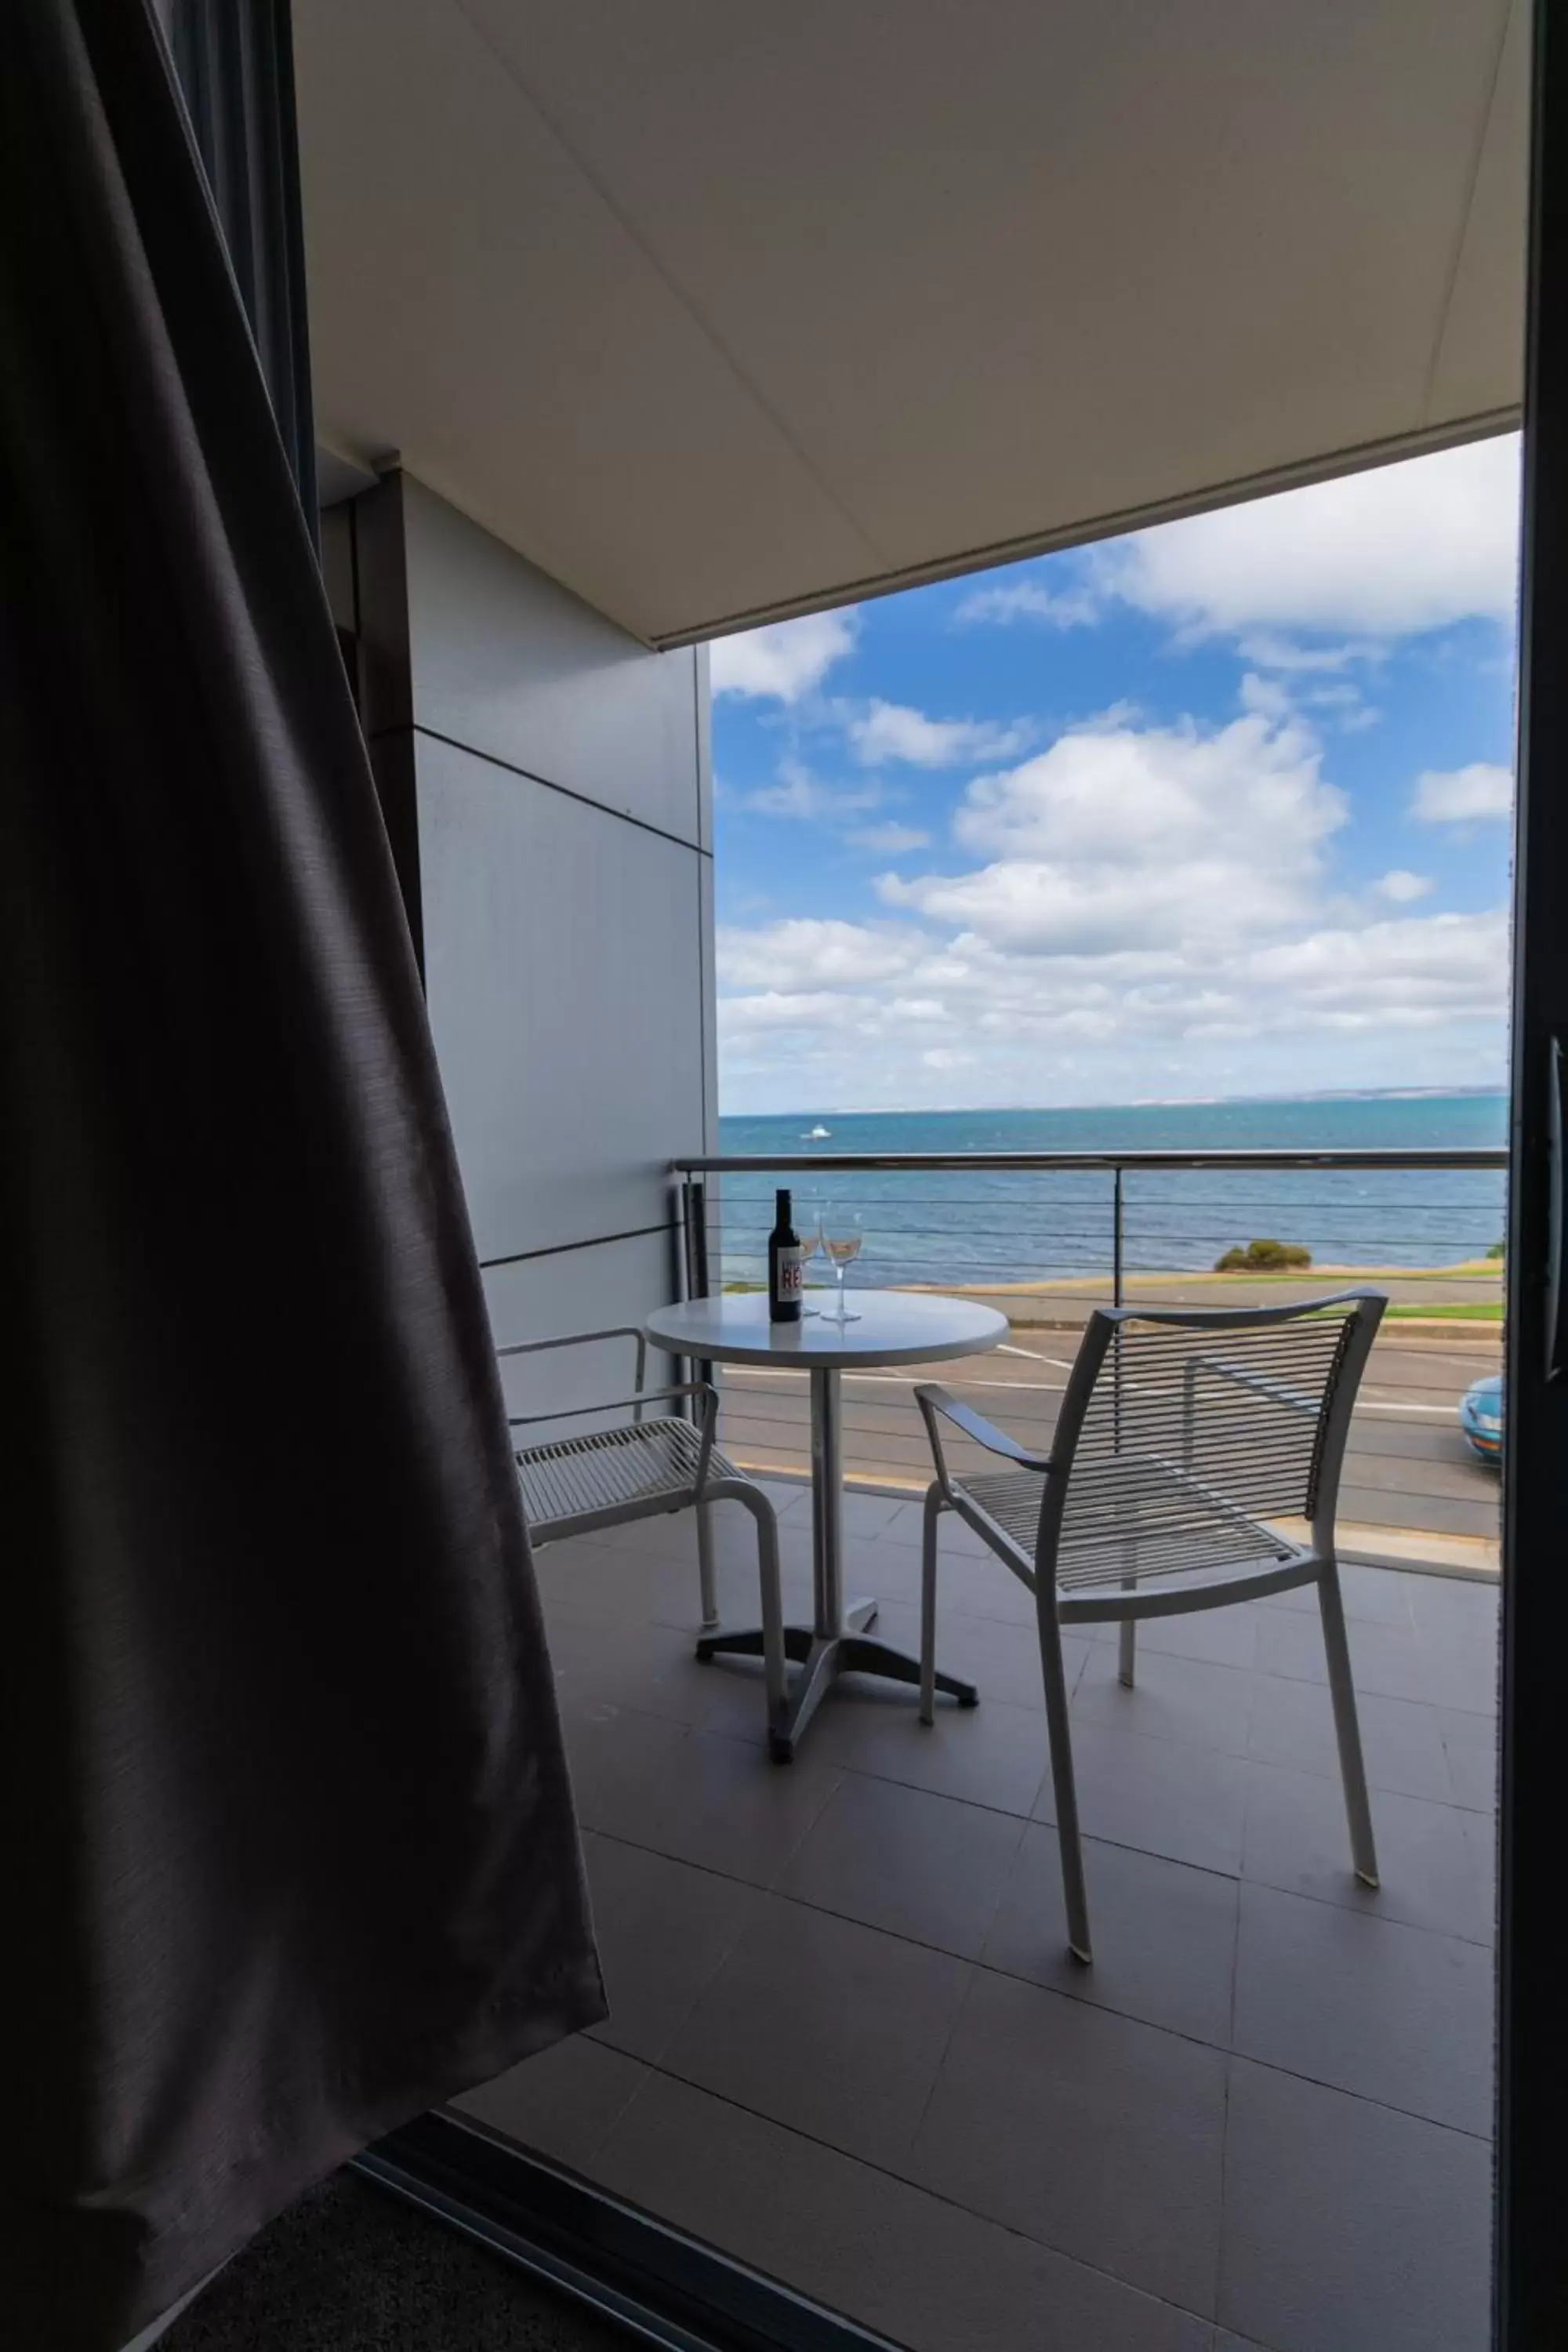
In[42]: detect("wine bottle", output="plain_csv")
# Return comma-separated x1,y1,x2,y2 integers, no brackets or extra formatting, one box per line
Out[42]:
768,1187,803,1323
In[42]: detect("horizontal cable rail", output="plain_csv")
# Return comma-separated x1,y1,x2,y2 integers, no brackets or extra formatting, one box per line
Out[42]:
672,1148,1506,1174
667,1146,1505,1570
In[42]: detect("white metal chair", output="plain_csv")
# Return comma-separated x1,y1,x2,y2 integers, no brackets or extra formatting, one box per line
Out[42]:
916,1290,1386,1962
499,1327,789,1756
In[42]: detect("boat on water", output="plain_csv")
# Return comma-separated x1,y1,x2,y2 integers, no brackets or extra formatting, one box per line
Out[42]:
801,1124,831,1139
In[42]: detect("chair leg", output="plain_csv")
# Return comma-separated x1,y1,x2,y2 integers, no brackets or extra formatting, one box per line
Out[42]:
1318,1560,1378,1886
1038,1608,1091,1963
695,1501,719,1631
920,1484,943,1725
1118,1615,1136,1688
732,1486,789,1760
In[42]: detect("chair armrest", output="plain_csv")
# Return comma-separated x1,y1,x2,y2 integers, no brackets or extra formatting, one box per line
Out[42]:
915,1383,1053,1496
496,1325,648,1414
508,1381,709,1432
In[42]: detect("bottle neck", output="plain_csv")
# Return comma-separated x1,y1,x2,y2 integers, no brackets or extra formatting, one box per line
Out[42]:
775,1188,793,1229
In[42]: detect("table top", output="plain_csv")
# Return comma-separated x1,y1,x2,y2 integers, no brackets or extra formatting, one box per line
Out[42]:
644,1288,1009,1370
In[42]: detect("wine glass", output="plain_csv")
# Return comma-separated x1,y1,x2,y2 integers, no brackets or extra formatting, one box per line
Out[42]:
799,1215,822,1316
818,1205,862,1324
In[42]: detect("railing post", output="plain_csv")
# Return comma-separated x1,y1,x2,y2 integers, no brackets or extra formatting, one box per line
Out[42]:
1112,1165,1125,1308
678,1175,710,1301
677,1174,715,1432
691,1180,711,1301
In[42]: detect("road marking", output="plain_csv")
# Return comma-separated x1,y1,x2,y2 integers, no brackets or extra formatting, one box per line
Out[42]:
724,1366,1066,1393
722,1366,1461,1418
1354,1392,1467,1411
997,1343,1078,1369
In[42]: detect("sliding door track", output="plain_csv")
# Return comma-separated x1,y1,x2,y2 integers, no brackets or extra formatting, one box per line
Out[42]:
355,2111,895,2352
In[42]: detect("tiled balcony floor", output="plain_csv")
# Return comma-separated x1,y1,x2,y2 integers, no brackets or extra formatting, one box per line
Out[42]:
457,1482,1498,2352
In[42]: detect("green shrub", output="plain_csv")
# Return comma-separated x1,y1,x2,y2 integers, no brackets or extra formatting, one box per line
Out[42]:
1214,1238,1312,1273
1486,1241,1504,1261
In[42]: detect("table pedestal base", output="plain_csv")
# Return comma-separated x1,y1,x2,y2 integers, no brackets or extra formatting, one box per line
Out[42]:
697,1598,978,1762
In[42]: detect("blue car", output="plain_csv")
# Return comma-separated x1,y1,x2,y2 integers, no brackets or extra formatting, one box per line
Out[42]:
1458,1374,1503,1466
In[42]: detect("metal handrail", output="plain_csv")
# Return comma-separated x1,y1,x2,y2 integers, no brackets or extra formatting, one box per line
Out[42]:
672,1147,1506,1174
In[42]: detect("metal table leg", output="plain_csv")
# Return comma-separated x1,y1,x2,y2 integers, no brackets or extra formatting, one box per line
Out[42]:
697,1363,978,1756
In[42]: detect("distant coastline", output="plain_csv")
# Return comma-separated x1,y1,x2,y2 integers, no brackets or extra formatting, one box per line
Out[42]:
713,1094,1506,1287
725,1085,1508,1123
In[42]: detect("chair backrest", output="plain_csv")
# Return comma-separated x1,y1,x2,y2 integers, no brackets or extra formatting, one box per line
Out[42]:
1040,1290,1385,1581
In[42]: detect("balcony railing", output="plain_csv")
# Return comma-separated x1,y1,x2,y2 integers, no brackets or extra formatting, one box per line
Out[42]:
671,1147,1507,1575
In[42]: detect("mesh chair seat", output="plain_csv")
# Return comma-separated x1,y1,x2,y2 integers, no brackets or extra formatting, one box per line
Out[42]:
955,1453,1298,1595
516,1413,739,1535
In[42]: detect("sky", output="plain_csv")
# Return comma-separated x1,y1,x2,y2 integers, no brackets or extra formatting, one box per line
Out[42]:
709,435,1521,1116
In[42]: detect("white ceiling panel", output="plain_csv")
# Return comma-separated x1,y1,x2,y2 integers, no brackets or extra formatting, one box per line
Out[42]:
295,0,1526,646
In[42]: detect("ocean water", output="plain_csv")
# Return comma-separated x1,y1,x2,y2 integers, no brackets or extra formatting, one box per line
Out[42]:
712,1096,1508,1289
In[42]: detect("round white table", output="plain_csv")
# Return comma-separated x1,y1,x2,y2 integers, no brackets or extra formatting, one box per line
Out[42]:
644,1290,1009,1751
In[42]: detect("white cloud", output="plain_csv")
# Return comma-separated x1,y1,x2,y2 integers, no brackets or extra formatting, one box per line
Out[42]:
953,577,1099,629
1239,672,1294,719
1373,869,1433,904
1104,436,1520,641
1412,762,1514,823
844,698,1034,768
717,990,871,1035
1302,681,1380,733
717,918,923,990
877,706,1342,955
1235,912,1507,1030
847,821,931,854
717,696,1508,1110
1240,635,1378,673
710,608,858,702
739,757,880,820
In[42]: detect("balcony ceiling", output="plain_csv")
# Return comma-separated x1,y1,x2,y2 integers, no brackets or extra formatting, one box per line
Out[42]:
294,0,1527,647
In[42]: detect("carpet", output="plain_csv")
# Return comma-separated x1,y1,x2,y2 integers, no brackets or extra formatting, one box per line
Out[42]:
158,2170,631,2350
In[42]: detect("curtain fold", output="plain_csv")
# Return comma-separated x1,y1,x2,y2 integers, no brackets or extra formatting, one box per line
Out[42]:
0,5,604,2346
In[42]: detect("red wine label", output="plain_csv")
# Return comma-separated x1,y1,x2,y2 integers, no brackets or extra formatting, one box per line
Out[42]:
773,1245,804,1304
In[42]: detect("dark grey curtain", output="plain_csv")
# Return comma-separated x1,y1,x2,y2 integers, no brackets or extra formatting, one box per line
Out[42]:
0,5,604,2347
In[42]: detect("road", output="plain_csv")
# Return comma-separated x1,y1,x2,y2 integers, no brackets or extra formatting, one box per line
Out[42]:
715,1323,1501,1562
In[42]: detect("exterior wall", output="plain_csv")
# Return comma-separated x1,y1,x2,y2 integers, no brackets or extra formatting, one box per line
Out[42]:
352,473,714,1420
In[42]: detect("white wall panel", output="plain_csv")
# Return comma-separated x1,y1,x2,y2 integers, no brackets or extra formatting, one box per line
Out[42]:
404,479,705,846
485,1227,682,1427
417,733,706,1266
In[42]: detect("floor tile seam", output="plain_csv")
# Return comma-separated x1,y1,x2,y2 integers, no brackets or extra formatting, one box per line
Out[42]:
1210,2042,1233,2324
584,1761,1494,1951
613,1851,1014,2022
819,1733,1051,1821
1241,1744,1490,1817
880,1779,1252,1874
596,1816,1258,2063
1250,1650,1499,1711
896,1947,985,2178
1213,2042,1495,2154
604,2056,1226,2333
1064,1703,1255,1765
576,2054,657,2173
671,1868,1263,2075
1234,1861,1497,1951
582,1711,1048,1827
1243,1741,1487,1811
1218,2049,1496,2152
1239,1743,1486,1877
590,1822,777,1893
568,1691,778,1751
1241,1726,1494,1812
583,1842,775,2069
